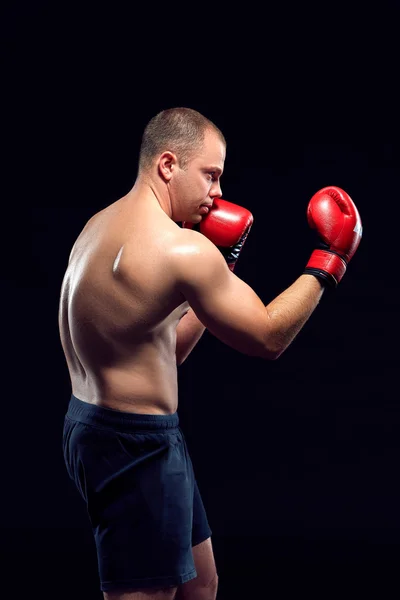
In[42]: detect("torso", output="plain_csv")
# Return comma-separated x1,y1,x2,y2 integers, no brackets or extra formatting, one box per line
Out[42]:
58,195,189,414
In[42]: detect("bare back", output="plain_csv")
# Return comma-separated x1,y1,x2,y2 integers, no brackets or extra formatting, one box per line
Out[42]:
58,196,189,414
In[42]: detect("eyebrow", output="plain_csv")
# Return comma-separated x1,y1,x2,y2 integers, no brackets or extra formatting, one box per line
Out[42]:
207,166,223,175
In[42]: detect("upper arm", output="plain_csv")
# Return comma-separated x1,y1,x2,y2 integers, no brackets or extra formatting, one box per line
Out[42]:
171,230,276,359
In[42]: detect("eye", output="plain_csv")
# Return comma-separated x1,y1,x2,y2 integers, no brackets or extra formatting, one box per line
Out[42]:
208,172,216,181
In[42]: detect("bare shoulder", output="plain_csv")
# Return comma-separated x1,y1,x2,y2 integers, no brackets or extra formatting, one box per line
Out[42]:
166,225,272,358
168,226,212,257
168,226,230,288
67,210,104,263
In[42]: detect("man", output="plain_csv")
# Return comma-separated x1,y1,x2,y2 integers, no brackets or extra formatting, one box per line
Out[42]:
59,107,362,600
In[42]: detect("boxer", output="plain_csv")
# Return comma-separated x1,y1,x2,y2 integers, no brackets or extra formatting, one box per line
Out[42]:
59,107,362,600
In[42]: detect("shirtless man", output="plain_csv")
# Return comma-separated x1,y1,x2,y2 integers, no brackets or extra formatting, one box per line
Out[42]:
59,107,362,600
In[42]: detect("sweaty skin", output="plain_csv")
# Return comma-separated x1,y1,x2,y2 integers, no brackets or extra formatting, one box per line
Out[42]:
58,197,194,415
59,128,325,416
59,129,227,415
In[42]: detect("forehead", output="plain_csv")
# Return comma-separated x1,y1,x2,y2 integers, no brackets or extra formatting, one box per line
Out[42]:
197,129,226,165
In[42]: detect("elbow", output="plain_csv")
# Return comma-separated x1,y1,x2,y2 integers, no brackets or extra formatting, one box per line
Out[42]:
261,324,288,360
176,355,185,367
244,338,284,361
262,349,281,361
260,343,286,361
244,344,281,361
176,351,189,367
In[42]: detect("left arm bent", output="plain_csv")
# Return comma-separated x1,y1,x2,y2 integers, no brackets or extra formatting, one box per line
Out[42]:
175,307,206,366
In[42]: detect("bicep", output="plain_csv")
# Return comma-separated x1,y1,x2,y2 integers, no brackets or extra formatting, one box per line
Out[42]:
174,236,274,358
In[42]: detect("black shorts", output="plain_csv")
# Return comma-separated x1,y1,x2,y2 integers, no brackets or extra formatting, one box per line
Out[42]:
62,394,212,592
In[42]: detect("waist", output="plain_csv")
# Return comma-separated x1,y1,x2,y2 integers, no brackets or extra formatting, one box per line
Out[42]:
69,364,179,414
66,394,180,432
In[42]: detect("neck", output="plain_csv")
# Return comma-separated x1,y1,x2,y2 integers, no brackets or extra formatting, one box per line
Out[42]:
127,175,173,219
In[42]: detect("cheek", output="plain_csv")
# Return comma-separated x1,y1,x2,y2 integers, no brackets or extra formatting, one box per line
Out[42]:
190,179,207,200
181,175,209,202
201,178,212,194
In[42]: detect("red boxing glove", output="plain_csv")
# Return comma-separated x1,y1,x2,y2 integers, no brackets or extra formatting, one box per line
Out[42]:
304,186,363,287
183,198,253,271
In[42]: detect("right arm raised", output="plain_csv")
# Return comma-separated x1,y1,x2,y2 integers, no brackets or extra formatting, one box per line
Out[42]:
172,230,325,360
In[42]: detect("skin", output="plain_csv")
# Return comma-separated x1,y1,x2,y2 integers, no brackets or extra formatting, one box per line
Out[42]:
58,126,324,599
58,127,323,413
58,128,228,414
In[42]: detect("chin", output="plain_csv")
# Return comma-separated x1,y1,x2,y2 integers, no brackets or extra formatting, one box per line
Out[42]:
185,214,201,224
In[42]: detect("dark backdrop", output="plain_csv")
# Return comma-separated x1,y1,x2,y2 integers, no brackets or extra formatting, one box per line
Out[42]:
2,2,400,599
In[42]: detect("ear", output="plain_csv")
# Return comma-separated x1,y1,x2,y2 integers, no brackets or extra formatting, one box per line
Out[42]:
158,151,177,182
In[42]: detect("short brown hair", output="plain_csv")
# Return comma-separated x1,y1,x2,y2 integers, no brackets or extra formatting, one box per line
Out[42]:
138,107,226,172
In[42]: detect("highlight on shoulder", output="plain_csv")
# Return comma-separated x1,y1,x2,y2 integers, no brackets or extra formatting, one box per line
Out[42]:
169,225,231,295
172,225,224,263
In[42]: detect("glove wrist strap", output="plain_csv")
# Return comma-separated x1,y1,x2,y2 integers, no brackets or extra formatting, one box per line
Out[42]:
303,267,337,288
305,249,347,287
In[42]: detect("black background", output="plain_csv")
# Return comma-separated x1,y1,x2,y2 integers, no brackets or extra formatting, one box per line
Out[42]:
2,2,400,599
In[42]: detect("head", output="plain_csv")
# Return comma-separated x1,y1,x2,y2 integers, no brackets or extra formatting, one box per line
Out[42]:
138,107,226,222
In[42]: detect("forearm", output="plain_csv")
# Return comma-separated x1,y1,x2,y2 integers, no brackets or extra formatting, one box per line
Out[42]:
175,307,206,366
264,274,325,358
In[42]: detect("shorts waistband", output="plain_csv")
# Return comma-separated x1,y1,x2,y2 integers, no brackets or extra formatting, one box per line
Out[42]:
66,394,179,432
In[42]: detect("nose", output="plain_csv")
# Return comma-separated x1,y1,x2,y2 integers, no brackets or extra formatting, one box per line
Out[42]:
210,181,222,199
